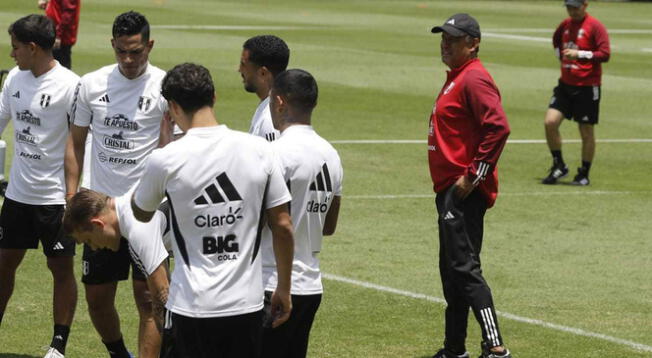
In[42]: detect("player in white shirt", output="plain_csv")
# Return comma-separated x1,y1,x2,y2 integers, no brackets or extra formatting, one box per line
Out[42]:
261,69,343,358
62,188,170,337
239,35,289,142
0,15,78,358
131,63,295,358
63,11,166,358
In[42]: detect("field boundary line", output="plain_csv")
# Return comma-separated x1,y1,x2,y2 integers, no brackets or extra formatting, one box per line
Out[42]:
347,191,650,200
323,273,652,353
331,139,652,144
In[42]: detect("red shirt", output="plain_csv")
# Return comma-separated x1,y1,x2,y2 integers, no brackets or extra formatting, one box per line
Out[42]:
554,13,610,86
45,0,81,46
427,58,510,208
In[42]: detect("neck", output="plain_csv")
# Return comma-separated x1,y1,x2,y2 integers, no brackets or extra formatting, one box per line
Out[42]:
279,115,311,133
31,57,57,77
187,106,219,129
106,198,121,240
256,81,271,101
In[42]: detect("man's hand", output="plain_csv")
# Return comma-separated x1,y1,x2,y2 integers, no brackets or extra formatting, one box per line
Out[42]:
562,48,579,60
270,289,292,328
37,0,48,10
453,175,476,200
157,111,174,148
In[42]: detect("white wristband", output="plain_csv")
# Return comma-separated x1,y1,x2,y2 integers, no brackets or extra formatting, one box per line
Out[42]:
578,50,594,59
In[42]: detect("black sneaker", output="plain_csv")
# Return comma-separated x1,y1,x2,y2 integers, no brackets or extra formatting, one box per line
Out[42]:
542,164,568,184
479,342,512,358
433,348,470,358
571,168,590,186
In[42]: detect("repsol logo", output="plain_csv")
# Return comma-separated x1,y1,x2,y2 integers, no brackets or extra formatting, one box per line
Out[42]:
306,199,329,213
202,234,239,259
98,152,137,165
194,208,242,228
19,151,41,160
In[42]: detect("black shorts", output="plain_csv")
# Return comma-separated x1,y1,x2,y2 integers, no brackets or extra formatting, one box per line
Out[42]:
549,80,601,125
262,291,322,358
81,237,147,285
0,197,75,257
170,310,263,358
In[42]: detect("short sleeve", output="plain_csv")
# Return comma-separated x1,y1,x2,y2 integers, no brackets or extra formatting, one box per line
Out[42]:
0,72,12,133
333,160,343,196
127,210,169,275
133,149,168,212
71,80,92,127
265,149,292,209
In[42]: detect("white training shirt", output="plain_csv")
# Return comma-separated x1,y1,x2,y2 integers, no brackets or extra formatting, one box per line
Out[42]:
133,125,291,318
115,191,169,276
71,63,167,197
0,64,79,205
262,125,343,295
249,97,280,142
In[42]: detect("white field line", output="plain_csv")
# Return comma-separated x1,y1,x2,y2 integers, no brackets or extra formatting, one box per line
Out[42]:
347,191,650,200
484,28,652,35
331,138,652,144
151,25,315,31
483,32,550,43
323,273,652,353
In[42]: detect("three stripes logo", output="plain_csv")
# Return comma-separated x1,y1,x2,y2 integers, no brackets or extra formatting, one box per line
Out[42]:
12,91,20,98
194,173,242,205
40,94,51,108
265,132,276,142
98,93,110,103
309,163,333,193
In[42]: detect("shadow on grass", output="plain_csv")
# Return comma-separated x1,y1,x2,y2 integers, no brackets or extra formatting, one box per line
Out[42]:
0,354,41,358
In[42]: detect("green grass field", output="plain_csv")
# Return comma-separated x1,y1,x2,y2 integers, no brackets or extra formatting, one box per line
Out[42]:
1,0,651,357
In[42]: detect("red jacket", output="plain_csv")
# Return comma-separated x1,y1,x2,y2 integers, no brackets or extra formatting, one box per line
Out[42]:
427,58,510,208
554,13,610,86
45,0,81,46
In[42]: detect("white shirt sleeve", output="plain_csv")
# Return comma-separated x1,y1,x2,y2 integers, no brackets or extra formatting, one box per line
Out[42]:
133,149,168,212
0,71,13,133
334,160,343,196
265,149,292,209
127,210,169,275
71,80,92,127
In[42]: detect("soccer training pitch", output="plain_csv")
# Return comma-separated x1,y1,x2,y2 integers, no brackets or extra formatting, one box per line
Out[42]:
0,0,651,357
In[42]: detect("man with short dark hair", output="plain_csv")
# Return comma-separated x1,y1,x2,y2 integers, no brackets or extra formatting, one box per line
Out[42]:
239,35,290,142
542,0,609,186
64,10,167,358
261,69,343,358
0,14,79,358
428,13,512,358
131,62,295,358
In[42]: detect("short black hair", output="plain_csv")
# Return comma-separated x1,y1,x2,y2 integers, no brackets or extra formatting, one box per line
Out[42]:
243,35,290,76
112,11,150,42
272,69,318,114
161,63,215,113
8,14,55,50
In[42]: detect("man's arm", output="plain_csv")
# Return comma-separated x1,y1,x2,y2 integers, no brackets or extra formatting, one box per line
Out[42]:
146,264,170,333
267,203,294,328
64,124,88,199
323,195,341,236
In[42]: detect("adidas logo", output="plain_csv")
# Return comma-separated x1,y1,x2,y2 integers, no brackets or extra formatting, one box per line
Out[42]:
265,132,276,142
54,335,63,340
12,91,20,98
194,173,242,205
98,94,110,103
447,19,455,25
52,242,64,250
443,211,455,220
309,163,333,192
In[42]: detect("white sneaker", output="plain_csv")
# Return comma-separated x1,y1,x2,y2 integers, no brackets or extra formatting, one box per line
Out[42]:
44,347,64,358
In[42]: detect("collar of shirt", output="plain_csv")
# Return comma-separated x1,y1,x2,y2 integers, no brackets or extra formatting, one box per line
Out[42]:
281,124,313,137
185,124,227,137
446,58,479,80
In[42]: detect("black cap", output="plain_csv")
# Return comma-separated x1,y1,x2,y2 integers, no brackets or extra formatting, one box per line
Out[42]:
431,13,481,39
564,0,585,7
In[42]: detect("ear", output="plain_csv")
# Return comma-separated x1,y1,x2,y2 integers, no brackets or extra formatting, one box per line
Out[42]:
111,38,116,50
274,93,286,112
28,42,38,54
258,65,270,78
147,39,154,51
89,217,105,230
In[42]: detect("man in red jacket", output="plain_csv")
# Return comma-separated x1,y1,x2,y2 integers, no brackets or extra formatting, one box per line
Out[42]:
428,13,512,358
542,0,610,185
38,0,80,69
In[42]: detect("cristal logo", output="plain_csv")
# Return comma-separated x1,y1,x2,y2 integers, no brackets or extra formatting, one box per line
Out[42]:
15,128,38,146
103,132,134,150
